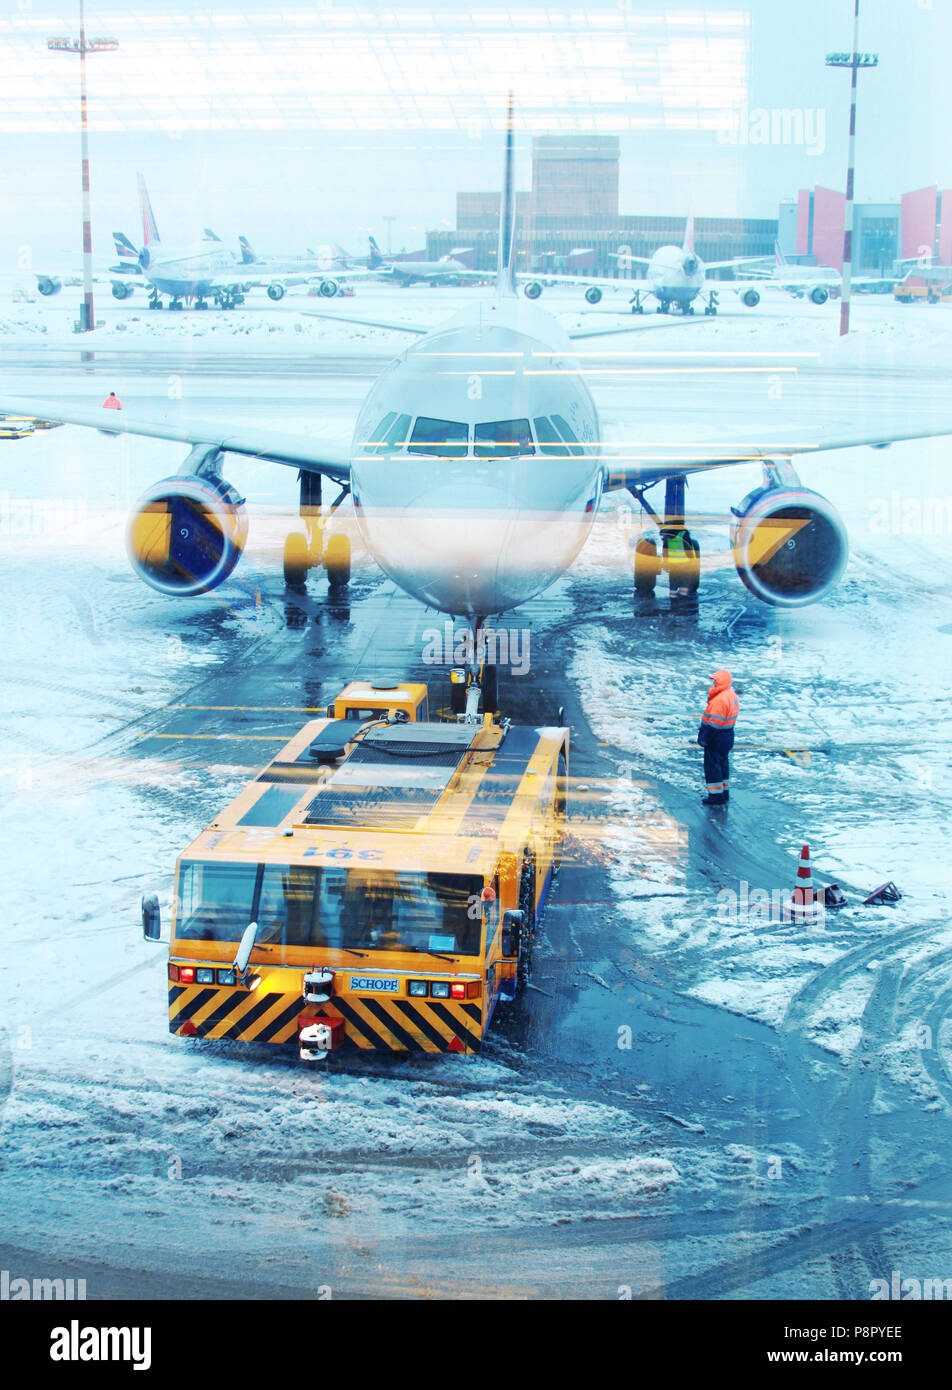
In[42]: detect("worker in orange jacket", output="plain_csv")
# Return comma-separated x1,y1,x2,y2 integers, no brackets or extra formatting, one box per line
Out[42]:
697,669,739,806
103,391,122,410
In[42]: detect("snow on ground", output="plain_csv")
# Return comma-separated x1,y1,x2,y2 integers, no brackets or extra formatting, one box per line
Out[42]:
2,286,951,1284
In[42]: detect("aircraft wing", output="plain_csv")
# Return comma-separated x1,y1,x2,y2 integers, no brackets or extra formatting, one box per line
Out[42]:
0,395,352,481
600,420,952,491
704,256,774,272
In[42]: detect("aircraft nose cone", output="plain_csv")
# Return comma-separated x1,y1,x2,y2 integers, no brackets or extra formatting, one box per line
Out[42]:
683,255,698,275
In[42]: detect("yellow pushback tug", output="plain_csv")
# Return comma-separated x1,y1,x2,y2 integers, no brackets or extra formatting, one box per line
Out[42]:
153,682,568,1060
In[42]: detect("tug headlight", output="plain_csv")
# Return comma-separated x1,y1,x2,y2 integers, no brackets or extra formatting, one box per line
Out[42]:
430,981,450,999
408,980,429,997
196,968,215,984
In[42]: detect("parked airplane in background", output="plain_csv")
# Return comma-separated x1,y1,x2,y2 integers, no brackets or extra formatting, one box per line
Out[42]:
520,215,766,314
3,98,951,716
367,236,488,288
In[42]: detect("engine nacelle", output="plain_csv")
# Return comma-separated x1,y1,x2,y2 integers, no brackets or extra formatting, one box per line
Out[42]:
741,288,761,308
127,475,247,597
584,286,602,305
810,286,829,305
37,276,62,297
731,484,848,607
523,281,542,300
318,278,340,298
111,281,134,300
267,282,286,301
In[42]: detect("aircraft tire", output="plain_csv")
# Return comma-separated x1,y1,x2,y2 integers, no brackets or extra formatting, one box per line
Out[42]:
324,533,351,590
283,531,310,589
634,537,661,595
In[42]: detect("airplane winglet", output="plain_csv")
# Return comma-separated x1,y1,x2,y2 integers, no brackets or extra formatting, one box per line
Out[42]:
495,90,517,297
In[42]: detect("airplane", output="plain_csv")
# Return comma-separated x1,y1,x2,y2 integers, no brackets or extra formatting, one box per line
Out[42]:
119,176,345,308
367,236,489,288
20,234,143,301
731,242,888,306
3,96,952,717
519,214,768,315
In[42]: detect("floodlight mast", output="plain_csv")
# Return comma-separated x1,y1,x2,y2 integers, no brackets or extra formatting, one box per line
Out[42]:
825,1,879,336
47,3,119,333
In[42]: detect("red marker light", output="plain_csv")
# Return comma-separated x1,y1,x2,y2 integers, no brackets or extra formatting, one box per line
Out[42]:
450,983,466,999
179,966,195,984
447,1035,465,1053
481,886,496,902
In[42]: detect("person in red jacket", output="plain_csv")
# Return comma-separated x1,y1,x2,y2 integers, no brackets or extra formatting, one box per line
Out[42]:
103,391,122,410
697,669,739,806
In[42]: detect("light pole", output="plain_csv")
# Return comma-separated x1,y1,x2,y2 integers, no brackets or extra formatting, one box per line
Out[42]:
48,4,118,333
826,4,878,336
382,215,396,257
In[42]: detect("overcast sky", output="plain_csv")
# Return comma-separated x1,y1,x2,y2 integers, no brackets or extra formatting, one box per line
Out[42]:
2,0,949,265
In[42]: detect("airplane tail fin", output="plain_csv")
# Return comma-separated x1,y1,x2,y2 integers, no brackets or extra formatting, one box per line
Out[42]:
112,231,139,265
203,227,222,243
683,208,695,254
239,235,257,265
775,239,788,267
368,235,384,267
495,90,517,296
137,173,160,247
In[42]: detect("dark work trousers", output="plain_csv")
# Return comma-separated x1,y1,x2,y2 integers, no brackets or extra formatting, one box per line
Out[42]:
703,742,731,794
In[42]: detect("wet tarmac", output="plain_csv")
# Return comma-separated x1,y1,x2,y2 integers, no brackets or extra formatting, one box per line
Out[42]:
1,316,951,1299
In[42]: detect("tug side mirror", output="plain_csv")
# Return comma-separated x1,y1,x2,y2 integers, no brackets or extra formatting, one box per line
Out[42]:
234,921,260,976
141,893,161,942
500,910,524,960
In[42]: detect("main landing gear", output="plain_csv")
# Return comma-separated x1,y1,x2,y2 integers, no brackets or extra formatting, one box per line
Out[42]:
283,470,352,595
630,475,701,599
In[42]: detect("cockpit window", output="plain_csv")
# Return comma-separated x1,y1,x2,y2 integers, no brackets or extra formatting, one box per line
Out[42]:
550,415,586,457
534,415,583,458
474,418,534,459
362,411,411,454
408,416,469,458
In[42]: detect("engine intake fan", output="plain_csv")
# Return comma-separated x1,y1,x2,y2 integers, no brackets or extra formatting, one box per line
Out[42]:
127,475,247,596
731,483,848,607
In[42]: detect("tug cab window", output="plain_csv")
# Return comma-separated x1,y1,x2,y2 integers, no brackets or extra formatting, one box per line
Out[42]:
362,411,411,454
474,418,534,459
534,415,585,458
408,416,469,458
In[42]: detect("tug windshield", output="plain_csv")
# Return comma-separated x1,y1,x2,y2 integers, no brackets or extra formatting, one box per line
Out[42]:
176,861,482,957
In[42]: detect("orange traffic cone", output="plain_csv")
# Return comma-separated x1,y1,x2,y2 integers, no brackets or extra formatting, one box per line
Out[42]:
785,843,818,922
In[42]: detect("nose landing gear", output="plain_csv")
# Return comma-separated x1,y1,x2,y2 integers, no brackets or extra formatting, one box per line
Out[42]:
448,621,501,722
283,470,352,594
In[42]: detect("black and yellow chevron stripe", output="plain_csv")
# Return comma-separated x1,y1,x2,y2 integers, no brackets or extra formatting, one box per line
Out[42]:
169,985,483,1053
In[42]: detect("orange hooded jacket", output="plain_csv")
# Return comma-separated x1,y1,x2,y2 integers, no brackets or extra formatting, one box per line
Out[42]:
699,669,739,746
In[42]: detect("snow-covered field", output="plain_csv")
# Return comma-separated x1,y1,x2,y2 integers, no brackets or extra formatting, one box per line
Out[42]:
1,284,951,1297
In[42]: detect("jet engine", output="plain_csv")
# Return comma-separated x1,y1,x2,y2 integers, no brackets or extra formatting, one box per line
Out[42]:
741,288,761,308
731,481,848,607
584,286,602,305
267,282,285,301
127,475,247,596
318,279,340,298
36,277,62,296
810,286,829,305
111,282,134,300
523,281,542,300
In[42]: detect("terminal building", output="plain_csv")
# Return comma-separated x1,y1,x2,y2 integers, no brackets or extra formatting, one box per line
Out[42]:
427,135,777,278
781,186,952,275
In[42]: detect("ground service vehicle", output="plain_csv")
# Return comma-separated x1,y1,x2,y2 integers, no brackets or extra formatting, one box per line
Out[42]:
157,682,568,1059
